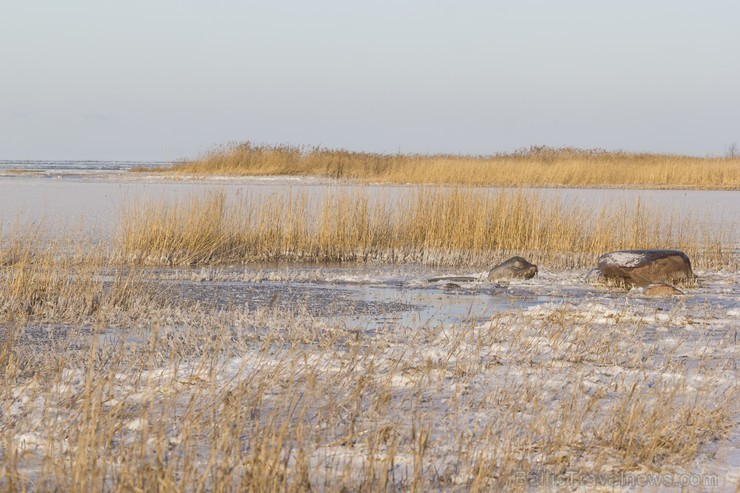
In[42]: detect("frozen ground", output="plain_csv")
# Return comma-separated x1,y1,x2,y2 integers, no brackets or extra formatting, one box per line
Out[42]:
128,263,739,329
3,265,738,491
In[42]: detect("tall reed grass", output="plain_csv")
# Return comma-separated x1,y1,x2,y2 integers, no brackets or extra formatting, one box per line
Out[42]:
116,189,733,269
154,143,740,190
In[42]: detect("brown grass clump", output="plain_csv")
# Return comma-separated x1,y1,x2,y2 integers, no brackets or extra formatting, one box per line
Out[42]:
153,143,740,190
116,189,734,269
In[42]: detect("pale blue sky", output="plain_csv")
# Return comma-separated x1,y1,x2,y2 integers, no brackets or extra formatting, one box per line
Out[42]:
2,1,738,160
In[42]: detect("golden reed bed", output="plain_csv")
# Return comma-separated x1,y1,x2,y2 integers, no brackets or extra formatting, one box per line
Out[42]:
117,189,733,269
150,143,740,190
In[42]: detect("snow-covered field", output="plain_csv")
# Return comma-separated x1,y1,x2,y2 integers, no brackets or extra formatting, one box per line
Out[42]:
3,265,738,491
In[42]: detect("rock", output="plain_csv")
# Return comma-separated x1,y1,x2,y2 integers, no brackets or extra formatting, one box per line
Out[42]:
442,282,461,290
596,249,693,287
487,256,538,281
643,283,684,297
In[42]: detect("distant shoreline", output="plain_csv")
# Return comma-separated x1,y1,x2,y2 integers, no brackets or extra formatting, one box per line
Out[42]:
143,144,740,191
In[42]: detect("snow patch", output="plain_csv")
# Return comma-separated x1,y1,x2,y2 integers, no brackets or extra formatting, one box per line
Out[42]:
602,251,646,267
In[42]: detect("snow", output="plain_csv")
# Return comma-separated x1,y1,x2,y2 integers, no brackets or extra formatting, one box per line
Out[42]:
601,251,647,267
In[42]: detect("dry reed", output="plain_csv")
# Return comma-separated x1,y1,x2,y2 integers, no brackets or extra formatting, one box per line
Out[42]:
0,231,141,324
152,143,740,190
116,189,734,269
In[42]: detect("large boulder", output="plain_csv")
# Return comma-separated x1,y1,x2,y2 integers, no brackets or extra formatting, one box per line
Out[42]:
596,249,693,287
488,256,538,281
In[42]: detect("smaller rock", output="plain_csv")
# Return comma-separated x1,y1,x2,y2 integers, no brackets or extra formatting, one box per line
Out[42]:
643,283,684,297
488,256,538,281
443,283,461,290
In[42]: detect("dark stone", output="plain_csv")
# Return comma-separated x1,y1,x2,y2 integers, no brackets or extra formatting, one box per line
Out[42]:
596,249,693,287
487,256,538,281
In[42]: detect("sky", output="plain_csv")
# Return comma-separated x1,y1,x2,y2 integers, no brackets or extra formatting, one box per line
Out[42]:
1,1,739,161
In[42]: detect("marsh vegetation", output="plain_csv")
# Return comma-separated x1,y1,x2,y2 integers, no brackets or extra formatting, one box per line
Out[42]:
117,188,734,269
154,143,740,190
